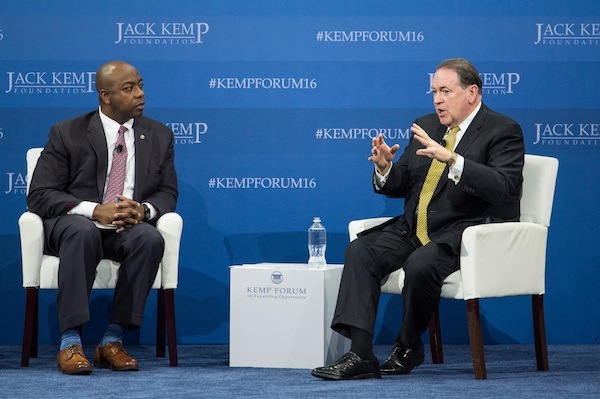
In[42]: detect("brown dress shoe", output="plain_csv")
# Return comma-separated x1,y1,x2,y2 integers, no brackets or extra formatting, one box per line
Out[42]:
94,342,139,371
57,344,92,375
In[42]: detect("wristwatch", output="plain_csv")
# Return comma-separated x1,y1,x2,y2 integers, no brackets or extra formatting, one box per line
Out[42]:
142,203,151,221
446,152,458,168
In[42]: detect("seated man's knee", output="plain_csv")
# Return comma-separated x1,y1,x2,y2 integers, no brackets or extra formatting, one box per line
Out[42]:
147,227,164,248
403,257,436,287
135,224,164,250
63,217,102,244
345,238,364,258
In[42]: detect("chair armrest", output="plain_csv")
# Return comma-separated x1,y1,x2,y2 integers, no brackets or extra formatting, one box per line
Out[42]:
156,212,183,289
19,211,44,288
459,222,548,300
348,217,393,241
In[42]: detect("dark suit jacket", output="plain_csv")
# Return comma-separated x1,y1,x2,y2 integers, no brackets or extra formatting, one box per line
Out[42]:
27,110,178,232
372,103,525,255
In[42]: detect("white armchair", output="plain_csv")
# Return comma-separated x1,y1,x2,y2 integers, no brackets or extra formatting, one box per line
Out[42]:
19,148,182,367
348,154,558,379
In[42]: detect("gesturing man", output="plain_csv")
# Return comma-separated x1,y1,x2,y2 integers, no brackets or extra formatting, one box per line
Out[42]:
312,58,524,380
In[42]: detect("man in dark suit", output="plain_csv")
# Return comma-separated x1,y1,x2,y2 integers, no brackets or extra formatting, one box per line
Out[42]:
27,61,178,374
312,58,525,380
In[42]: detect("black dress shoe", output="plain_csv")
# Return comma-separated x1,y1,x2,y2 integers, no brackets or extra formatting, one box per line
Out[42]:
311,351,381,380
380,344,424,375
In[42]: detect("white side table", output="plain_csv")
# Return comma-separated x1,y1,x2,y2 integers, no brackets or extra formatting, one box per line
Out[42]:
229,263,349,369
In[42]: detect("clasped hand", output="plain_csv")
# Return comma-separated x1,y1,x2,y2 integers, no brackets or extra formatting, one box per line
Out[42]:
93,195,143,232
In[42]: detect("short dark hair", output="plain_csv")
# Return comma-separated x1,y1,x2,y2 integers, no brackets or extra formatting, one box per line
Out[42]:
437,58,482,94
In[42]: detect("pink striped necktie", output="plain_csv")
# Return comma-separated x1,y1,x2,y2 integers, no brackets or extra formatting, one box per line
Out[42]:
103,125,128,203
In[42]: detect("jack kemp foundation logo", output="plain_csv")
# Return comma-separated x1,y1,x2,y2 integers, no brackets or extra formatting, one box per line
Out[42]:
5,172,26,195
534,22,600,45
533,123,599,146
165,122,208,145
5,70,96,95
115,22,209,45
427,71,520,95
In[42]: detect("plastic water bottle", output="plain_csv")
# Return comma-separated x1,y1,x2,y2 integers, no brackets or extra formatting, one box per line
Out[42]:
308,217,327,269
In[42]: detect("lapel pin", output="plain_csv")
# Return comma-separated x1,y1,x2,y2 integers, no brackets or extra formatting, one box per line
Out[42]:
140,134,146,140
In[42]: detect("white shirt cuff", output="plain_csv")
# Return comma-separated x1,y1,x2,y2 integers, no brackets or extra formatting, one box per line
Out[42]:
143,202,157,220
374,163,392,189
447,154,464,184
68,201,97,219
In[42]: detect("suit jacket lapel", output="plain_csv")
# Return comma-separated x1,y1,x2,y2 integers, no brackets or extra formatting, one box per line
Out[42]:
430,106,486,197
133,118,152,202
87,111,109,199
455,103,488,154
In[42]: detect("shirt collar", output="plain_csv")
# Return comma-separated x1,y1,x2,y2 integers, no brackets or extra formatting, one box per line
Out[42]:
98,106,134,134
455,101,482,133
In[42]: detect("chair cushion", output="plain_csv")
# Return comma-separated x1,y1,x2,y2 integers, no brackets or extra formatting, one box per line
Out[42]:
381,269,464,299
40,255,161,289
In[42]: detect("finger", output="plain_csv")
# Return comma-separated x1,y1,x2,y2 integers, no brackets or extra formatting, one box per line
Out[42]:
411,123,424,132
411,123,429,139
112,212,133,222
116,195,138,208
412,133,427,145
115,217,138,227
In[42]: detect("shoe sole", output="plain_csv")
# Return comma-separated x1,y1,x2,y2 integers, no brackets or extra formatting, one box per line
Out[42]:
58,365,92,375
311,370,381,380
380,358,424,375
94,361,139,371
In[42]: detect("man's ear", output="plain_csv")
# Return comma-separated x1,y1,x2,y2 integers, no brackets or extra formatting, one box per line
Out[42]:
467,84,478,103
99,88,110,105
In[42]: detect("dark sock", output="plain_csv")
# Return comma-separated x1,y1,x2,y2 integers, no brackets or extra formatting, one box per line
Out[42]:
100,323,125,347
397,335,423,350
350,327,374,360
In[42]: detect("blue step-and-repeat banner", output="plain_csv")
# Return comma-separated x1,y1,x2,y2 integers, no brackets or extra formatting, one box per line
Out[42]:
1,1,599,346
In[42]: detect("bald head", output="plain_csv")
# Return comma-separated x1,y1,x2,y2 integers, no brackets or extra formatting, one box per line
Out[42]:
95,61,145,124
95,61,137,94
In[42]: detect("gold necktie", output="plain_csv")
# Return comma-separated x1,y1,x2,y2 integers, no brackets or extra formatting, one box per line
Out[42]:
415,126,460,245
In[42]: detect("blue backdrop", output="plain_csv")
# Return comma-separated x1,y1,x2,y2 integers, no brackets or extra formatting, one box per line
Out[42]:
1,0,599,346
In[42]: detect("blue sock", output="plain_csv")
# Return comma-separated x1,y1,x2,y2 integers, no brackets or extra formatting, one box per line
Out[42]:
60,329,82,351
100,323,125,347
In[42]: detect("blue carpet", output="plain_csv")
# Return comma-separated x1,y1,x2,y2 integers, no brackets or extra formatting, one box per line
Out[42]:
1,345,599,398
